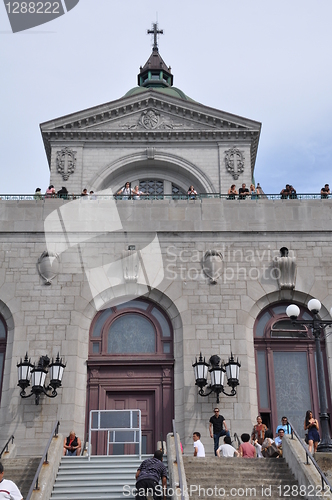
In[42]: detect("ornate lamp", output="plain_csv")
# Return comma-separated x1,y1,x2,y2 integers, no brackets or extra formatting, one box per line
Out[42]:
17,353,66,405
224,353,241,394
193,353,209,391
17,353,34,393
49,353,66,390
193,353,241,403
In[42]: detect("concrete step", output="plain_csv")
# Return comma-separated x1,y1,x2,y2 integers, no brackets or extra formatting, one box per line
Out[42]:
2,457,41,500
51,454,168,500
183,456,300,500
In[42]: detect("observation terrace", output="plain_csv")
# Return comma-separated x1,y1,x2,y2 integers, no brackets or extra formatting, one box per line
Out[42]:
0,194,331,234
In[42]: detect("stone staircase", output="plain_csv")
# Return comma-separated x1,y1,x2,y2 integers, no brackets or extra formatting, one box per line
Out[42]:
51,454,168,500
183,456,302,499
2,457,41,499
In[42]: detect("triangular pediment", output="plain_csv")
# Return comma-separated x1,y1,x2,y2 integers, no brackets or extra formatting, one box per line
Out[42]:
41,88,260,134
40,88,261,169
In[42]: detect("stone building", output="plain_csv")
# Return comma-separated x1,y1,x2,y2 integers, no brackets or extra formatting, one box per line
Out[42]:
0,26,332,456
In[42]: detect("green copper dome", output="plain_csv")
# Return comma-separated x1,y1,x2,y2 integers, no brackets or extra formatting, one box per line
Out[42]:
124,85,195,102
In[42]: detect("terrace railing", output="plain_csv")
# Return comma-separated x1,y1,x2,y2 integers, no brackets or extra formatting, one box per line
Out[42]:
0,193,329,201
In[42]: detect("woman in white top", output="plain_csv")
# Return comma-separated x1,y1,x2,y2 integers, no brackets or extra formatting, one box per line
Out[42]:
132,185,148,200
117,182,133,200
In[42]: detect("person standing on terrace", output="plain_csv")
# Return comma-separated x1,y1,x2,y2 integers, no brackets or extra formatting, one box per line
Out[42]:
227,184,238,200
321,184,330,199
117,182,133,200
187,185,197,199
238,183,250,200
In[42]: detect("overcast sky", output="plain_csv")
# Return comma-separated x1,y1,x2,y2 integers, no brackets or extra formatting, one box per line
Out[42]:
1,0,331,195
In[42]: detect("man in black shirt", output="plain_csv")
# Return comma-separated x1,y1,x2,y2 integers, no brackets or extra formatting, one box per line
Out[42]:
135,450,167,500
238,183,249,200
209,408,230,456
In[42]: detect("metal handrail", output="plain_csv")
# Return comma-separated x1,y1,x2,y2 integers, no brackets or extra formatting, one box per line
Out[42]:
26,420,60,500
88,409,142,460
172,419,185,500
0,193,330,201
233,432,241,449
0,435,14,459
287,419,332,493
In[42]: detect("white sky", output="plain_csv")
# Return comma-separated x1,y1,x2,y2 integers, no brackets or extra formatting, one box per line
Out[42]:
1,0,331,194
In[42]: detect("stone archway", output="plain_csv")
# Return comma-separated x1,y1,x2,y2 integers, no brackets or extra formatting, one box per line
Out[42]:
87,297,174,455
88,151,216,194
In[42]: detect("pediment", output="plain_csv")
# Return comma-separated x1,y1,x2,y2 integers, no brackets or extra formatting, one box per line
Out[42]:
41,88,261,134
40,88,261,169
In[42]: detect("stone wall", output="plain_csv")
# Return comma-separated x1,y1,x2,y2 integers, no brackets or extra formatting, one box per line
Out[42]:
0,197,331,455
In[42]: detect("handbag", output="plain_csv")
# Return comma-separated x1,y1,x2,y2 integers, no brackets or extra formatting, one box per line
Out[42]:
262,442,280,458
305,434,309,444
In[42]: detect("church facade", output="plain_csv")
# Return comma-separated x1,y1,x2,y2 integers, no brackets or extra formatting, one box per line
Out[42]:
1,28,332,456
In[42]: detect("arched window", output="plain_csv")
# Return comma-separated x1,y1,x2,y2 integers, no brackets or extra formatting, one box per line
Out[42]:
89,299,173,356
0,315,7,403
116,180,186,198
254,303,331,437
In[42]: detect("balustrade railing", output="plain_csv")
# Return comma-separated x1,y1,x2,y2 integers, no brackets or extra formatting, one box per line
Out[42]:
0,193,329,201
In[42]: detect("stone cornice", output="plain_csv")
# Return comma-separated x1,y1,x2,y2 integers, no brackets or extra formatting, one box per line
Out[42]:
41,91,261,169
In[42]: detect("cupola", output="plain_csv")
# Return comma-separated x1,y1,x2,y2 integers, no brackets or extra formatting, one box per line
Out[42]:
137,23,174,88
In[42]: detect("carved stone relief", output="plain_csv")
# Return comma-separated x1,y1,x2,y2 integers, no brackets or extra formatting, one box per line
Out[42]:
122,249,139,283
56,147,76,181
37,251,60,285
120,108,183,130
202,250,223,284
273,247,296,289
225,147,245,180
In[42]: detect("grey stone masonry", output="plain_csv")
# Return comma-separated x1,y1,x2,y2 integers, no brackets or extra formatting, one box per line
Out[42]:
0,198,332,455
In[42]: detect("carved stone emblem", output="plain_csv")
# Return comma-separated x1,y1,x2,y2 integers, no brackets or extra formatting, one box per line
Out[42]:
273,247,296,290
225,147,245,180
140,109,160,129
122,249,139,283
202,250,223,284
56,147,76,181
37,251,60,285
120,108,183,130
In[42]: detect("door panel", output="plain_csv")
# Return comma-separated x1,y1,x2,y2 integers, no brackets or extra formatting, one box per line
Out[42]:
106,391,155,455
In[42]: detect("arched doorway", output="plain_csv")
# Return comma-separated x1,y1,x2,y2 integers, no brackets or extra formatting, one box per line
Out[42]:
254,302,332,437
87,298,174,455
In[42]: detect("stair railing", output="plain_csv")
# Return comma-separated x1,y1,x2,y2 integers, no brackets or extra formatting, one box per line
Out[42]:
233,432,241,449
26,420,60,500
287,419,332,493
172,420,185,500
81,431,89,456
0,435,14,459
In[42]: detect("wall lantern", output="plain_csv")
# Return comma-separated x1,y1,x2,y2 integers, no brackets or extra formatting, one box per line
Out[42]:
17,353,66,405
193,353,241,403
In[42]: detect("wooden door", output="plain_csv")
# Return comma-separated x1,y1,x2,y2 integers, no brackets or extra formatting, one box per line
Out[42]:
106,391,155,454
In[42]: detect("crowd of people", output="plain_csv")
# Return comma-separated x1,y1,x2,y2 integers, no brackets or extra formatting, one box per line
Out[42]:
34,185,96,200
33,182,331,201
191,409,320,460
19,412,318,500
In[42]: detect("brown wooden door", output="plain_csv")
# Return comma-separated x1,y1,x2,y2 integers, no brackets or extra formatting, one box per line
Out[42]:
106,391,155,454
